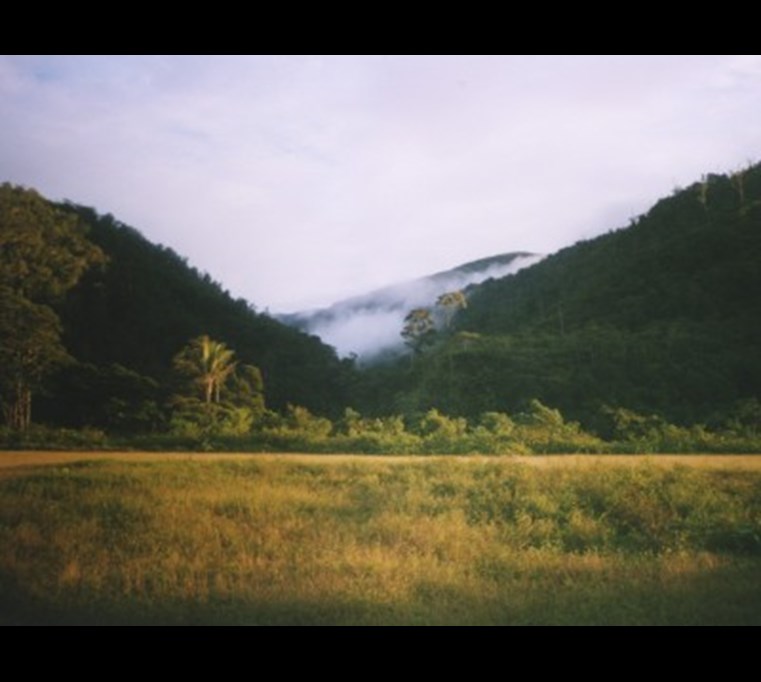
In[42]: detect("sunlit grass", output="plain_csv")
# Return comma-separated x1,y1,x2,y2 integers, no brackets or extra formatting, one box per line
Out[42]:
1,454,760,624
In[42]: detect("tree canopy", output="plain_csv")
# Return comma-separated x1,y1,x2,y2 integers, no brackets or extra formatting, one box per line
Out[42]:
0,184,105,429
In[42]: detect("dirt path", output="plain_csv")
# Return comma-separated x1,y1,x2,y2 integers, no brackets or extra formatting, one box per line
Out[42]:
1,451,760,471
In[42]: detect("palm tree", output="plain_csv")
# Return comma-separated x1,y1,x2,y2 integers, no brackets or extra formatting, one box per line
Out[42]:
173,335,237,404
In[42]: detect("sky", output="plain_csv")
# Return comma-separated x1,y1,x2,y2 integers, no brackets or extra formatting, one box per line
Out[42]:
1,55,760,313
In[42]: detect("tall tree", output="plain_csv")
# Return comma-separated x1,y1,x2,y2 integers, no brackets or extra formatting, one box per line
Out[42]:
0,184,105,430
436,291,467,330
170,335,267,437
173,335,237,404
0,290,70,429
401,308,436,356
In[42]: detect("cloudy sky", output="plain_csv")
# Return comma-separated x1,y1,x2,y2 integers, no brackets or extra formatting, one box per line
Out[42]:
1,55,760,312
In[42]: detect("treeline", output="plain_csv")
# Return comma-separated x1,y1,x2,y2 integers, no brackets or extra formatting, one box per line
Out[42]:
4,398,760,455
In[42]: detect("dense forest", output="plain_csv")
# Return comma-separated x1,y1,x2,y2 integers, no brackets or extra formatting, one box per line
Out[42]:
1,163,760,453
355,163,761,432
0,185,353,440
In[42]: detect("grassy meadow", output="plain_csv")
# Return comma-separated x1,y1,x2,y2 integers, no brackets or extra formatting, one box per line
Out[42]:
1,452,760,625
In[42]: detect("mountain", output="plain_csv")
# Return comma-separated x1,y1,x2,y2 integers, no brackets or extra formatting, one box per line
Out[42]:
355,163,761,426
36,204,353,427
280,252,543,359
7,162,760,436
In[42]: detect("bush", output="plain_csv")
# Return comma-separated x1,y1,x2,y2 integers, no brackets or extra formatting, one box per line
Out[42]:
0,424,108,450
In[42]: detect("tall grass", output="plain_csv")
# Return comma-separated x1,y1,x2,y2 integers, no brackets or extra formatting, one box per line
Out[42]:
1,456,759,624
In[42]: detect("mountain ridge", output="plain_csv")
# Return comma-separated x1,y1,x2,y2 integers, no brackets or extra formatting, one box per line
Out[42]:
353,162,761,425
280,251,543,359
36,202,353,425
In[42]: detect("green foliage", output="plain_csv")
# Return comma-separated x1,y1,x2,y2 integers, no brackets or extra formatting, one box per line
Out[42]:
224,364,265,418
417,408,467,439
0,185,105,430
0,184,106,302
0,290,71,430
56,204,353,417
173,335,237,405
167,336,266,440
401,308,437,355
511,400,604,453
4,163,761,447
435,290,467,329
725,398,761,437
38,363,162,433
602,406,668,442
0,424,108,450
358,163,761,429
282,404,333,438
169,399,255,439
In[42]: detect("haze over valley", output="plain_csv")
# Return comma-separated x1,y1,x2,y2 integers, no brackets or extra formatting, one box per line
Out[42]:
281,252,544,358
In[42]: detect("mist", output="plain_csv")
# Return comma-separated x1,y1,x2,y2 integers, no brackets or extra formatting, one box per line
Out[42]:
295,253,544,360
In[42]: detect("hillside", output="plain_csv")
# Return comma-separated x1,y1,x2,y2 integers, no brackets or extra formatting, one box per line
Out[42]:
281,252,542,359
356,164,761,426
4,163,760,439
35,204,353,427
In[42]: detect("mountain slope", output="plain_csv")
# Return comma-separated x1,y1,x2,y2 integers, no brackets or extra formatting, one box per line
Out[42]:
357,163,761,426
281,252,542,359
461,168,761,336
40,204,352,424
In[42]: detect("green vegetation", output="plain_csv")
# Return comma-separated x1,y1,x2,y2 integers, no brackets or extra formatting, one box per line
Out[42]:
0,184,105,430
46,202,354,422
1,455,759,625
1,164,761,452
168,335,265,439
354,163,761,432
5,398,760,455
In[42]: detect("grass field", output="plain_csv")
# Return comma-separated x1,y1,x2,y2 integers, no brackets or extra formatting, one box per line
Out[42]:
1,452,760,625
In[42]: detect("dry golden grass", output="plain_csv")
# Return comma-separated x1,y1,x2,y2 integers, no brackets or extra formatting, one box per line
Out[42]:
1,453,759,625
2,450,761,470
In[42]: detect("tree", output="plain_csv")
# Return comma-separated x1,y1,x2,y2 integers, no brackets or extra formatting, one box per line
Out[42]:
0,290,70,429
170,335,266,438
401,308,436,355
173,335,237,404
0,184,105,301
0,184,105,430
436,291,467,330
224,363,266,420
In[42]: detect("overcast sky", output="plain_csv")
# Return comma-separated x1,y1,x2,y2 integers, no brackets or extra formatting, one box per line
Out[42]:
1,55,760,312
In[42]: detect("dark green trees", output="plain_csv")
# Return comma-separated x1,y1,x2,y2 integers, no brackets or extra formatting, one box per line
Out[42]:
0,290,68,430
0,184,105,430
56,204,353,417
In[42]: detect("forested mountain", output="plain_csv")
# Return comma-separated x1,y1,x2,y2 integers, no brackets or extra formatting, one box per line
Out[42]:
32,203,353,427
280,252,541,359
3,163,760,444
356,163,761,427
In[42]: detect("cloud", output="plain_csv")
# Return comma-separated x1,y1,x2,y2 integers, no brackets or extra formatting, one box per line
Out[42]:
301,254,544,359
1,55,759,312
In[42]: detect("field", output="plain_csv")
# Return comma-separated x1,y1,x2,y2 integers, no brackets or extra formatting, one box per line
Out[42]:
1,452,760,625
